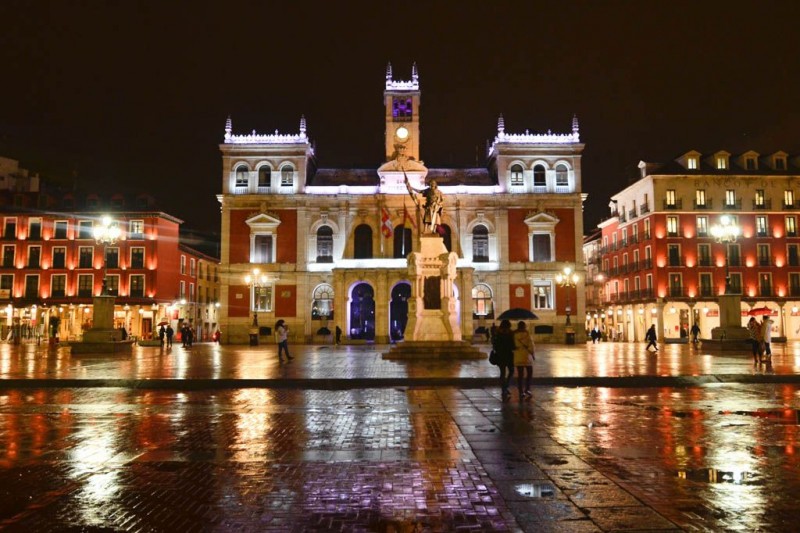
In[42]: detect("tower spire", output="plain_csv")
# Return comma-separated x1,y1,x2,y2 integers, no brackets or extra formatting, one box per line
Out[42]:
224,115,232,141
497,114,505,135
412,62,418,82
299,115,307,137
572,114,579,135
386,62,393,82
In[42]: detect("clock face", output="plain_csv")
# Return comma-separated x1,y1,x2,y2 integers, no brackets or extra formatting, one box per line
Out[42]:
395,126,409,140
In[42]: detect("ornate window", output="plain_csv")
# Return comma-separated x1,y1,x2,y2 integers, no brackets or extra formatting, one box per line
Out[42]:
246,213,281,264
532,282,553,309
280,166,294,187
510,164,524,186
235,166,249,187
472,225,489,262
258,166,271,187
555,164,569,187
524,212,557,263
316,226,333,262
472,284,494,318
354,224,372,259
533,164,546,187
312,284,334,320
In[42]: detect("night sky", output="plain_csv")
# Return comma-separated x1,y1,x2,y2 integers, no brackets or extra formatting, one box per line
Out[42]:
1,1,799,236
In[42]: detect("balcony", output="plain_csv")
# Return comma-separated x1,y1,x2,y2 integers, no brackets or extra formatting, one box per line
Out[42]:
760,286,773,297
784,202,796,210
619,212,627,223
628,209,637,220
698,257,713,267
641,258,653,269
694,199,713,209
723,199,742,210
753,199,772,210
757,257,771,267
640,204,650,215
668,286,685,298
698,286,715,297
663,199,683,210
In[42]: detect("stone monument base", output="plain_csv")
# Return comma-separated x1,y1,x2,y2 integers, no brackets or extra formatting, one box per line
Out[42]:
70,328,134,355
383,341,485,360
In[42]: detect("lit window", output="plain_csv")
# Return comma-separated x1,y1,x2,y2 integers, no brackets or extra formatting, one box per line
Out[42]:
510,164,524,186
129,220,144,238
316,226,334,262
785,190,795,208
472,225,489,262
756,216,768,237
755,190,765,207
696,216,708,237
786,216,797,237
472,284,494,317
667,216,678,237
235,166,248,187
312,284,334,320
532,283,552,309
253,285,272,312
716,156,727,169
555,164,568,187
725,190,736,207
695,189,706,207
666,189,676,207
687,157,698,170
281,167,294,187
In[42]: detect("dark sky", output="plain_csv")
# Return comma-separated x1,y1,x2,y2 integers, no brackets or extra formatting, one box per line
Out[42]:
1,0,799,235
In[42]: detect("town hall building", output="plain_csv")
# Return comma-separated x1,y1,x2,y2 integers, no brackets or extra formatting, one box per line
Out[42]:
217,64,587,344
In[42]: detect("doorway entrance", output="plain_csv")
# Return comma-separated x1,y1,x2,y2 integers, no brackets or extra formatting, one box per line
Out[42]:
349,283,375,340
390,282,411,341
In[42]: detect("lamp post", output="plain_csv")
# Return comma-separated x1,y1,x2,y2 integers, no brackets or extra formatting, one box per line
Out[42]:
709,214,740,294
244,268,268,346
92,215,121,295
555,265,580,344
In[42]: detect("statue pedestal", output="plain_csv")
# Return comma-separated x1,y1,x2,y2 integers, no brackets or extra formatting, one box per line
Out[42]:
704,294,751,352
404,235,460,342
384,234,481,360
71,295,133,355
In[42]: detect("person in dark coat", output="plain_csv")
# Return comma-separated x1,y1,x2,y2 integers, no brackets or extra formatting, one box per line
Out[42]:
159,325,166,345
492,319,516,401
645,324,658,352
166,325,174,347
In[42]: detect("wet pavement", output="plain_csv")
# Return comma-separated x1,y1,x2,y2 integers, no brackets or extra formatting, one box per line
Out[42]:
0,342,799,531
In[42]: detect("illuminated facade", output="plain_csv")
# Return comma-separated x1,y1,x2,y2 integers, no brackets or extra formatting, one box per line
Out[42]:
599,149,800,341
218,64,586,344
0,199,219,341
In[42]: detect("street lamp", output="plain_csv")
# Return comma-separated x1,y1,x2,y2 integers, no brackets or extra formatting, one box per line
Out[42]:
244,268,268,346
555,265,580,326
710,215,740,294
93,215,121,295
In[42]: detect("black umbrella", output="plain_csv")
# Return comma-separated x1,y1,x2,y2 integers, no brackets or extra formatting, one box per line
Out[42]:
497,308,539,320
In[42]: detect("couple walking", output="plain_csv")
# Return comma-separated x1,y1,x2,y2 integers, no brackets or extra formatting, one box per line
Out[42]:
492,320,535,402
747,316,773,363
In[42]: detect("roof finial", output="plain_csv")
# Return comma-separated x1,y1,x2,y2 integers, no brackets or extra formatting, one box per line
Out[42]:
386,62,393,81
299,115,307,137
497,113,505,135
572,113,579,135
412,62,418,82
224,115,232,141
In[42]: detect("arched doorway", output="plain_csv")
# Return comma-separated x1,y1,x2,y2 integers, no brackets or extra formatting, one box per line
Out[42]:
349,283,375,340
390,282,411,341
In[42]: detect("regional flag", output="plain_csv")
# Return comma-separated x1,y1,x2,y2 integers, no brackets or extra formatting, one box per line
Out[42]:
381,207,393,237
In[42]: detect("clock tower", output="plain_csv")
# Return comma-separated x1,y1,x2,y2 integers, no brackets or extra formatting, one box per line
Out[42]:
384,62,421,162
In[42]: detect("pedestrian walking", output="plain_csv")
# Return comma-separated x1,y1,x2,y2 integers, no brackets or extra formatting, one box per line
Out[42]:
747,317,760,363
185,326,194,347
159,325,166,345
275,320,293,362
690,323,700,344
166,325,174,347
513,321,535,401
645,324,658,352
761,317,773,361
335,325,342,345
491,319,515,402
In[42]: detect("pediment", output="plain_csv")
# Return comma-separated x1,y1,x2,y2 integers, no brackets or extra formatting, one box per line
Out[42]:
524,211,559,226
246,212,281,231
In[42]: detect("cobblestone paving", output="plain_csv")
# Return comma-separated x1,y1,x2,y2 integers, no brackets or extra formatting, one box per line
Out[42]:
3,341,800,382
1,384,798,531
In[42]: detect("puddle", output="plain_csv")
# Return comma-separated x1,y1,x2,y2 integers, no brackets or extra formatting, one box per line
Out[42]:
719,409,800,424
677,468,757,484
515,483,556,498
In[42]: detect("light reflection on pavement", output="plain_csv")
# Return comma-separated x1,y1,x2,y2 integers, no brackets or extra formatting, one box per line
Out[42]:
2,341,800,381
0,384,798,531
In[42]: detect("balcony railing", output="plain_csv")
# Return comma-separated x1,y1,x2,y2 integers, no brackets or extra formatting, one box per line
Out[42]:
698,257,713,267
753,199,772,210
628,209,637,220
668,286,685,298
640,204,650,215
641,258,653,269
784,202,796,210
698,286,715,297
723,199,742,210
760,286,773,297
694,199,713,209
663,199,683,210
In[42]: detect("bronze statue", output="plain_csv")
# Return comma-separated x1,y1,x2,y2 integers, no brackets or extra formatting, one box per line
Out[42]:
404,175,443,234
